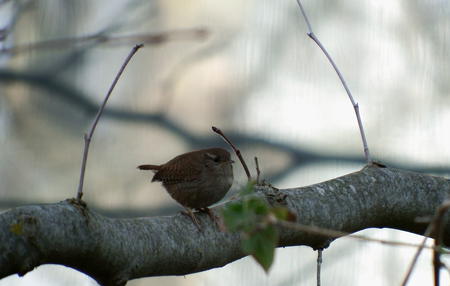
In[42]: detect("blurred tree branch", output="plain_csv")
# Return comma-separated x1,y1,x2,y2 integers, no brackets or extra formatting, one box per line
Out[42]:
0,0,32,43
1,68,450,183
0,28,208,55
1,166,449,285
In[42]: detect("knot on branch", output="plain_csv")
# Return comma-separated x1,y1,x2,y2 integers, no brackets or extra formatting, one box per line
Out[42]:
260,186,288,207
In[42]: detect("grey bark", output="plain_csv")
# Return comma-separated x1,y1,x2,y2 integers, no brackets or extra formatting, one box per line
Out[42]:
1,166,449,285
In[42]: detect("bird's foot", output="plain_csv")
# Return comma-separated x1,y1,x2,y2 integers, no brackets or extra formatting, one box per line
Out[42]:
198,207,226,232
181,208,202,231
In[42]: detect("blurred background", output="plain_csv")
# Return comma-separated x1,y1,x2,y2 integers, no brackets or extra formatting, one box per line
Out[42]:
1,0,450,285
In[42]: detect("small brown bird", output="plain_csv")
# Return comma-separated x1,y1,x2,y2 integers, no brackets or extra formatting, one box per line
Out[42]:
137,148,234,228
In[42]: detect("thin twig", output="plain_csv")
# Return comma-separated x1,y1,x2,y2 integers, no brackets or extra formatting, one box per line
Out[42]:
432,200,450,286
400,199,450,286
0,28,206,55
76,44,144,200
317,249,322,286
295,0,371,164
212,126,251,180
254,157,261,184
276,220,442,251
400,230,432,286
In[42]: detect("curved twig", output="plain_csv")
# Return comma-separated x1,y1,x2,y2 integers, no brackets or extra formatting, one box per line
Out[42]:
295,0,371,164
212,126,252,180
76,44,143,200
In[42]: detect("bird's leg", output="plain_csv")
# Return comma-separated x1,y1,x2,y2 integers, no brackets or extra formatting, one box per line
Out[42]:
181,208,201,230
199,207,226,231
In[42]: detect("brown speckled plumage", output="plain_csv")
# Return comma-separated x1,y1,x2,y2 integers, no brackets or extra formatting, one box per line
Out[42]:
138,148,234,209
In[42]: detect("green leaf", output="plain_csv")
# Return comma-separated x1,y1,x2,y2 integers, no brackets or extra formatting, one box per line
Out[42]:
222,202,246,231
246,197,269,215
240,181,256,196
223,183,269,232
221,181,283,272
271,207,289,220
241,225,278,272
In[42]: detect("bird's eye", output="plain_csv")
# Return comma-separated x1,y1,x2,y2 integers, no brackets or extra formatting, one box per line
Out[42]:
205,152,220,162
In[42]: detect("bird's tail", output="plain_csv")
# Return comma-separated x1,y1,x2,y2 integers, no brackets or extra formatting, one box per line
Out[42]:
137,164,161,171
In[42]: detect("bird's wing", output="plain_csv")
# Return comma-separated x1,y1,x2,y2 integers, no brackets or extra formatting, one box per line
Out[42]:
152,152,202,184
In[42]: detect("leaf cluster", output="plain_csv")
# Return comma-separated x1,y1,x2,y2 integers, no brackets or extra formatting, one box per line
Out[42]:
222,182,293,272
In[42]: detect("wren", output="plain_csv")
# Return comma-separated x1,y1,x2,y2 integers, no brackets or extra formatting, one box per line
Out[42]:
138,148,234,228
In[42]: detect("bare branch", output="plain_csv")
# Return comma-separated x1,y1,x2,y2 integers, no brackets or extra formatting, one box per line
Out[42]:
0,198,180,218
0,0,32,43
212,126,252,181
2,166,450,284
317,250,322,286
432,200,450,286
401,199,450,286
276,220,435,250
76,44,143,200
254,156,261,184
400,228,433,286
1,68,450,179
0,28,207,55
295,0,371,164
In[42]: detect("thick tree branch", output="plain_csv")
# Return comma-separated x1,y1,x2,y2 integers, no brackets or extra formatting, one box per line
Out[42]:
1,166,450,285
0,199,180,218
